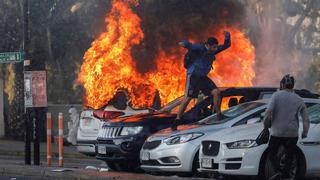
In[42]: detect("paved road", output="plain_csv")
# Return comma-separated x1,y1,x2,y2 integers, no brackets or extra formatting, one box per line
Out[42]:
0,154,215,180
0,140,318,180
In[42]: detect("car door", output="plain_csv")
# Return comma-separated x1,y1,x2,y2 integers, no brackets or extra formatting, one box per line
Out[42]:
299,103,320,173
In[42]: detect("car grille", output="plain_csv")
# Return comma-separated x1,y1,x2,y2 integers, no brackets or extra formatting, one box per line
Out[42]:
141,160,161,166
202,141,220,156
142,140,162,150
99,127,122,138
225,163,241,170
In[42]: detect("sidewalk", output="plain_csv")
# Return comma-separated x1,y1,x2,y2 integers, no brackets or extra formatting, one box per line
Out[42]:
0,139,192,179
0,163,190,180
0,138,88,159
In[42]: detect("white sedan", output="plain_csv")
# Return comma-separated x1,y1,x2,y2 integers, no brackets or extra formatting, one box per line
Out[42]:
199,98,320,179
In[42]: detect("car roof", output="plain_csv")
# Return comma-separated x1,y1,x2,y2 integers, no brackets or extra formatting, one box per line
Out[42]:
240,97,320,104
202,98,320,142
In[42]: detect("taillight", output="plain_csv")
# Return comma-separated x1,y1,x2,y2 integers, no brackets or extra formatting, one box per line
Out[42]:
93,110,125,120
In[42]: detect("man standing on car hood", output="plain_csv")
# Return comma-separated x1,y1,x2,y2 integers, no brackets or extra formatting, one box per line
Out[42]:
173,31,231,130
263,74,310,180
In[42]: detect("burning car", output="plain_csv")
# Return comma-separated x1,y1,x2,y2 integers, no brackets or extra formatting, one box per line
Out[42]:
95,87,285,171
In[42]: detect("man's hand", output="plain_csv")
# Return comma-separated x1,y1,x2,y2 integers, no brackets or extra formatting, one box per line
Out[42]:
223,31,230,37
301,132,308,139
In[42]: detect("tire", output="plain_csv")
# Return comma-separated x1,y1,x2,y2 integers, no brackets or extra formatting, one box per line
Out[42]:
263,146,305,180
177,151,201,177
105,162,117,171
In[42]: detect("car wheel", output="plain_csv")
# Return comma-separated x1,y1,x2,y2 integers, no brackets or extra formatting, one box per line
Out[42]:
113,162,129,171
263,146,304,180
177,151,200,177
105,161,117,171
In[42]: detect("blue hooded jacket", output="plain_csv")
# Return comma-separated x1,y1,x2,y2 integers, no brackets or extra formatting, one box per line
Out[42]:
180,34,231,77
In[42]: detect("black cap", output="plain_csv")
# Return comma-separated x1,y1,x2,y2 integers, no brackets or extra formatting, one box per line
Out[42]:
206,37,218,46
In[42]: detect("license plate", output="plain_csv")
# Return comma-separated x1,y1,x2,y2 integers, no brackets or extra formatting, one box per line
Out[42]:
141,152,150,161
201,158,212,168
98,145,106,154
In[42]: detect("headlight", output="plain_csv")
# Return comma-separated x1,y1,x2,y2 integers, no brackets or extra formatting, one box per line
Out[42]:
163,133,204,145
120,126,143,136
226,140,258,149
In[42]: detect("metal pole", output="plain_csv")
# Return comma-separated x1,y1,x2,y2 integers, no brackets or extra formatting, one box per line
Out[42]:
23,0,31,165
58,112,64,167
33,108,40,165
46,112,52,166
24,62,31,165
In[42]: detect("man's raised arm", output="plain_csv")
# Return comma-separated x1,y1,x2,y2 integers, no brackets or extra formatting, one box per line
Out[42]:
216,31,231,54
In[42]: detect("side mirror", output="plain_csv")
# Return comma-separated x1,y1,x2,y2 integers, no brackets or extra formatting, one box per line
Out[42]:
247,117,261,125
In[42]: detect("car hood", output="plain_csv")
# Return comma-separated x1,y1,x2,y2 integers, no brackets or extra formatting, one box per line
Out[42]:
202,123,264,143
203,122,319,144
149,123,227,139
105,112,176,126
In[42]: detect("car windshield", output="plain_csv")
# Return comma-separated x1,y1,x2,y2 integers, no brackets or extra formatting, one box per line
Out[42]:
158,96,206,114
199,102,265,125
158,96,184,113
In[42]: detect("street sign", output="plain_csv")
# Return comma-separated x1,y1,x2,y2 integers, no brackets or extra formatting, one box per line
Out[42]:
0,52,25,63
24,71,47,108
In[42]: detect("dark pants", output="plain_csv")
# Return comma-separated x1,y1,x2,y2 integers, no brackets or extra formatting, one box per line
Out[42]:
187,75,217,98
268,136,298,178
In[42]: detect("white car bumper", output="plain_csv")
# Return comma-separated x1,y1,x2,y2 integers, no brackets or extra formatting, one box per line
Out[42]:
199,142,267,176
140,141,199,172
76,128,99,155
76,142,96,155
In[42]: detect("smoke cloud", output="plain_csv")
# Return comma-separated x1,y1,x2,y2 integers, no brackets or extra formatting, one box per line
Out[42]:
131,0,246,73
243,0,318,89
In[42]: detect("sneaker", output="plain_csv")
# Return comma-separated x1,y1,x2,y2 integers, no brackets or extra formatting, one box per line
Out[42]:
171,124,177,131
217,113,223,121
171,119,179,131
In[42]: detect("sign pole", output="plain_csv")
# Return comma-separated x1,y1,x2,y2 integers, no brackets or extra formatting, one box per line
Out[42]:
34,108,40,165
23,0,31,165
24,60,31,165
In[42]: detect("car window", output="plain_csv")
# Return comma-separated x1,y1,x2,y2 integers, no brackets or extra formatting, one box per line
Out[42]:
259,92,274,99
305,103,320,124
199,102,265,125
220,96,243,111
169,98,198,114
159,96,206,114
158,96,183,112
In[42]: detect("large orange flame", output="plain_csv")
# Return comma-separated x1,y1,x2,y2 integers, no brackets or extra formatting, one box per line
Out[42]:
78,0,256,109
